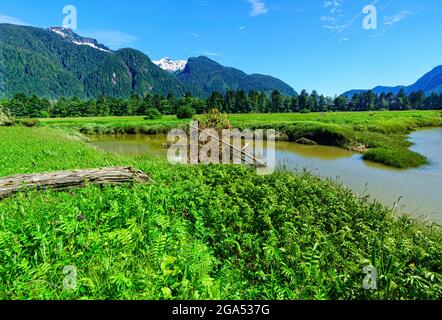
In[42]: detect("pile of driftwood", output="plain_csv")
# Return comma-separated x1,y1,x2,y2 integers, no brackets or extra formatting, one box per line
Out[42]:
0,167,150,199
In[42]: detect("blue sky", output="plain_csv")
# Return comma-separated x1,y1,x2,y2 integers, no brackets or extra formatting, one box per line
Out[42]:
0,0,441,96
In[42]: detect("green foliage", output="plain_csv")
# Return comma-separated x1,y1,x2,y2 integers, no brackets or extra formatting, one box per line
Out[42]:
176,105,196,119
144,108,162,120
0,24,185,99
17,119,40,127
0,126,440,300
199,109,231,131
363,148,428,169
177,56,296,97
283,122,351,147
4,88,442,121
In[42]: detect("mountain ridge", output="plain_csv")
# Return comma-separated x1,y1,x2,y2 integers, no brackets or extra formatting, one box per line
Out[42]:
0,24,184,98
0,24,297,99
176,56,297,97
343,66,442,97
48,27,112,53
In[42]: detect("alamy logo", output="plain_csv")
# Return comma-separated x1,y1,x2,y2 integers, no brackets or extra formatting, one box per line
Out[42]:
63,5,77,30
167,121,276,175
362,5,377,30
63,265,77,290
362,265,377,290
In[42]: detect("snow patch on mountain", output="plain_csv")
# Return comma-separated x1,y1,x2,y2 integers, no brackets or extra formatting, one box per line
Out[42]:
48,27,112,53
153,57,187,73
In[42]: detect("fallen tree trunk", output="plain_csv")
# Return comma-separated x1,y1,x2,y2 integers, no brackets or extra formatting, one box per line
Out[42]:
0,167,150,200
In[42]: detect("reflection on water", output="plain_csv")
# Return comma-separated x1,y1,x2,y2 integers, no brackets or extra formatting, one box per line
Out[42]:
275,142,356,160
89,134,169,158
89,129,442,222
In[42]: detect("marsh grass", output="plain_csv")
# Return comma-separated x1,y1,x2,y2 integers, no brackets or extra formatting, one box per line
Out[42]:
363,148,428,168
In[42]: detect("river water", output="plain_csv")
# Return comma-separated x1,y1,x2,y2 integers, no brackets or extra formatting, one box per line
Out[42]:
89,128,442,222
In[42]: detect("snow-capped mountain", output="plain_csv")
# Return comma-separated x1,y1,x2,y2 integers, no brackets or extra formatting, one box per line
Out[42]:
1,24,296,99
153,57,187,73
48,27,112,53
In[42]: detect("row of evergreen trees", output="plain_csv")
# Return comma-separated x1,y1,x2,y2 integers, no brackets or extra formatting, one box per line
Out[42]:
1,89,441,118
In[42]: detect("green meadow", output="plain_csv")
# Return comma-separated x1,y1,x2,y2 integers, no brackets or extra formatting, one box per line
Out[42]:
39,110,442,168
0,124,441,300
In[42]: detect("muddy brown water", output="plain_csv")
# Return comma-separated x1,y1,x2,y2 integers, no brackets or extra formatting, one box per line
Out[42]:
89,128,442,222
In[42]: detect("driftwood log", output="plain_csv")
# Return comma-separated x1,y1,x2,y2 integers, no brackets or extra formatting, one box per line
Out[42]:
0,167,150,199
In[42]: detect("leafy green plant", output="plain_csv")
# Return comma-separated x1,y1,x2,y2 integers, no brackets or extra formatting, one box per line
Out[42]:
199,109,232,131
144,108,162,120
176,105,196,119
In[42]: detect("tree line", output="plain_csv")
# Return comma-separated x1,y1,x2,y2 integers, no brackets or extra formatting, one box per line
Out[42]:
1,88,442,118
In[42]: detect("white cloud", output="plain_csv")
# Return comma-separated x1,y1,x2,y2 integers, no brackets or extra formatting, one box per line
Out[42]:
247,0,268,17
0,13,28,26
324,1,342,8
369,9,414,38
320,16,337,22
321,0,348,36
191,32,204,39
384,10,412,26
239,26,246,31
323,0,342,15
323,24,345,32
81,30,138,49
321,0,344,30
197,50,221,57
321,0,370,41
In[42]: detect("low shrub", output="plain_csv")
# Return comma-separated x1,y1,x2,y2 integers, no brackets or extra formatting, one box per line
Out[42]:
144,108,162,120
200,109,231,131
79,124,97,134
18,119,40,127
177,105,196,119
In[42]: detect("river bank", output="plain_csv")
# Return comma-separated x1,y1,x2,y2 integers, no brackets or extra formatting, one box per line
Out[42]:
38,111,442,169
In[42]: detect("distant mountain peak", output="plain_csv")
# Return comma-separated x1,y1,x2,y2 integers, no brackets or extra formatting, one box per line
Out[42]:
343,66,442,97
48,27,112,53
177,55,297,97
0,24,297,99
153,57,187,73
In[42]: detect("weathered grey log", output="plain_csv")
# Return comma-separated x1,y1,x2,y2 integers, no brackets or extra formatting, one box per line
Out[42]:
0,167,150,199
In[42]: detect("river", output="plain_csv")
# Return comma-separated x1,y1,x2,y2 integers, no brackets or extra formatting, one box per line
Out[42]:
89,128,442,222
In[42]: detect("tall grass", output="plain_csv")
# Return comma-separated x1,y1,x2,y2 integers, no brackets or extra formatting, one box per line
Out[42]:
363,148,428,169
